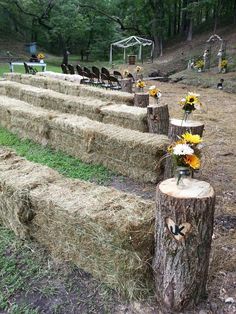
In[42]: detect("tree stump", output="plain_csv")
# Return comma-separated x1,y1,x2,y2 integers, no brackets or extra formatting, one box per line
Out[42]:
147,104,169,135
168,118,204,141
121,78,133,93
153,178,215,312
134,93,149,107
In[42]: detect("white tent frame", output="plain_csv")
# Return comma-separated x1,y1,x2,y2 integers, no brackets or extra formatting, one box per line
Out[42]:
109,35,154,64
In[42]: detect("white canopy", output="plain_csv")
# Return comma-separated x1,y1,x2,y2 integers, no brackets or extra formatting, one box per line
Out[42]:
109,36,154,63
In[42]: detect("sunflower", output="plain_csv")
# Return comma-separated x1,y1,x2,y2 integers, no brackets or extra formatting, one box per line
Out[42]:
136,80,146,88
136,66,142,72
182,132,202,144
37,53,45,60
184,154,200,169
149,85,161,98
186,93,198,105
221,59,228,68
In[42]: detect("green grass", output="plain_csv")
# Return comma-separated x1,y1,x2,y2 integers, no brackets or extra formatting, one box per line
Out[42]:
0,126,113,184
0,225,119,313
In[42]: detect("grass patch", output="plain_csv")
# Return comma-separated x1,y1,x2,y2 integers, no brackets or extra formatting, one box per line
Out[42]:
0,226,118,313
0,126,113,184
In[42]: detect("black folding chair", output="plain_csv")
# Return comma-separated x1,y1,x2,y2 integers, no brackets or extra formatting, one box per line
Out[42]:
113,70,123,80
61,64,69,74
24,62,37,75
67,64,75,75
101,73,112,89
83,66,91,75
127,73,135,82
92,66,100,78
76,65,90,84
109,75,122,90
101,67,110,77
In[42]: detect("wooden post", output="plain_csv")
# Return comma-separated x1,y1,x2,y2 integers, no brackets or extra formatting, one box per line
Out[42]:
147,104,169,135
168,118,204,141
121,78,133,93
134,93,149,107
153,178,215,312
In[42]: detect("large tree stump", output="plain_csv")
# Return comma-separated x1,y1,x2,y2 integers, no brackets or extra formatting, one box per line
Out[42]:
153,178,215,312
121,78,133,93
134,93,149,107
147,104,169,135
168,118,204,141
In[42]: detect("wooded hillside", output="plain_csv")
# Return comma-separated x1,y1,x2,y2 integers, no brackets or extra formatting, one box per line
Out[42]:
0,0,236,60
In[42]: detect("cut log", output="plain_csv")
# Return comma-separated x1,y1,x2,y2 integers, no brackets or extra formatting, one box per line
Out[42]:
153,178,215,312
121,78,133,94
134,93,149,107
168,118,204,141
147,104,169,135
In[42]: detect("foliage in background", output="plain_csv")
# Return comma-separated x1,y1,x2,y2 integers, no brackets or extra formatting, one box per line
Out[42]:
0,0,236,60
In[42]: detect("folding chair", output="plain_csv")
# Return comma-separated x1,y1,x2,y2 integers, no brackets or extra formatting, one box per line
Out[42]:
101,67,110,77
67,64,75,75
109,75,122,90
24,62,37,75
101,73,112,89
113,70,123,80
61,64,69,74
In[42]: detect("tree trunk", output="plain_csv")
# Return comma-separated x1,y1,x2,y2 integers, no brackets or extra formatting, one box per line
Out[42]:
168,119,204,141
153,178,215,312
134,93,149,107
121,78,133,93
187,18,193,41
147,104,169,135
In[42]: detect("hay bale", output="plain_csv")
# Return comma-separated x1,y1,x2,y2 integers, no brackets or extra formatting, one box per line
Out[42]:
0,81,148,132
0,95,168,182
101,104,148,132
0,148,155,298
4,73,134,105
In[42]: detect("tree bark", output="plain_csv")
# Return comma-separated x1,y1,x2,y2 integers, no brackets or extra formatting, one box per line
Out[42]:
147,103,169,135
121,78,133,93
134,93,149,107
153,178,215,312
168,119,204,141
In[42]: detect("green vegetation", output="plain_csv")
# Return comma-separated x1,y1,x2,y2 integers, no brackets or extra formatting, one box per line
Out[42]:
0,226,117,313
0,0,236,61
0,126,112,183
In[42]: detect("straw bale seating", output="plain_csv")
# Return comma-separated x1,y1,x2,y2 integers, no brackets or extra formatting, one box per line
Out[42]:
0,95,168,182
0,148,155,297
0,80,148,132
3,73,134,105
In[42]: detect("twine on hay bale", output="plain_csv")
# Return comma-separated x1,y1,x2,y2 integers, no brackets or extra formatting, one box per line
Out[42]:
0,148,156,298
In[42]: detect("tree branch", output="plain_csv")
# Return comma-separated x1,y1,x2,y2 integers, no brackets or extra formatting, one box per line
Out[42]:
78,3,141,33
13,0,53,30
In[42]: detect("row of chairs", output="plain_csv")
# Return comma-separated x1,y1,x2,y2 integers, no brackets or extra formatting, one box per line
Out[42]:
61,64,135,90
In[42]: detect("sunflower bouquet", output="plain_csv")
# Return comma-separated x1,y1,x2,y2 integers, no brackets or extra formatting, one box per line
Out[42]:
167,132,202,185
195,59,204,71
37,53,45,60
149,85,162,102
221,59,228,68
179,92,202,122
136,79,146,91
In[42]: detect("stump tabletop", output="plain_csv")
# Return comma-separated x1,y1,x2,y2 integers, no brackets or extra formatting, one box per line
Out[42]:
159,178,214,199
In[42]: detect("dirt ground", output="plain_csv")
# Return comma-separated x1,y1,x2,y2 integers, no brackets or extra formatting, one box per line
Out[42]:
107,81,236,313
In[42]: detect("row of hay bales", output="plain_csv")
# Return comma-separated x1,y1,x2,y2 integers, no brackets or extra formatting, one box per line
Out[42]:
0,95,168,183
0,148,155,298
0,80,148,132
3,73,134,105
